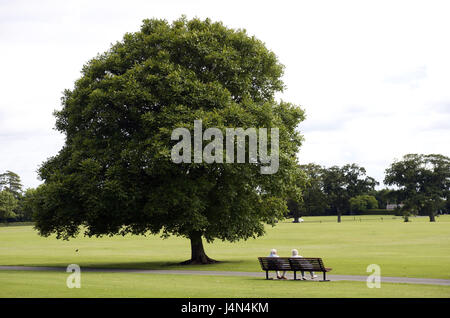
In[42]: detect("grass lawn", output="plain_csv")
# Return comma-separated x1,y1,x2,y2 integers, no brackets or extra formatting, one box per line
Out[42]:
1,270,449,298
1,215,449,278
1,215,450,297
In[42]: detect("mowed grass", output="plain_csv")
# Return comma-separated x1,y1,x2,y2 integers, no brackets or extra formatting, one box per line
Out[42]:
1,270,450,298
1,215,450,280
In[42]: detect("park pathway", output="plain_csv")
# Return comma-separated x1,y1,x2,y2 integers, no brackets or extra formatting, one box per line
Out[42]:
1,265,449,286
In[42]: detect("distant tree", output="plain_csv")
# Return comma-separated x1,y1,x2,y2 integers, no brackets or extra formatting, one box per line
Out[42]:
287,163,330,220
287,198,302,222
0,190,18,222
0,170,23,198
32,17,306,264
322,164,378,222
398,200,418,222
385,154,450,222
17,188,37,221
286,166,309,222
349,194,378,213
370,188,394,209
298,164,328,216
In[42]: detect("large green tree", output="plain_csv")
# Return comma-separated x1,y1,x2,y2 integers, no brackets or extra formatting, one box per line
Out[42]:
33,17,305,264
384,154,450,222
322,164,378,222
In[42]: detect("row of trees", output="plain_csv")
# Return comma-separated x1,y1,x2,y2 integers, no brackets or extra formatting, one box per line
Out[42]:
4,153,447,226
0,171,35,223
288,163,379,222
289,154,450,222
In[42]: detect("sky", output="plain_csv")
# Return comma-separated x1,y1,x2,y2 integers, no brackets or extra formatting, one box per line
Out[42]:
1,0,449,189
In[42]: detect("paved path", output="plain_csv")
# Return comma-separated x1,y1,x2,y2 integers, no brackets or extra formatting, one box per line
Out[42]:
1,265,449,286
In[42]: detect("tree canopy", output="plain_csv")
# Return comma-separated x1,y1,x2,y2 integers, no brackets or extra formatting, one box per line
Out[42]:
295,163,328,216
32,17,306,263
0,190,17,222
385,154,450,222
349,194,378,213
0,170,23,199
322,164,378,222
287,163,378,221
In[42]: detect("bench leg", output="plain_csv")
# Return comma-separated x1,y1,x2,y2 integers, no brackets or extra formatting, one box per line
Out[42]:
319,271,330,282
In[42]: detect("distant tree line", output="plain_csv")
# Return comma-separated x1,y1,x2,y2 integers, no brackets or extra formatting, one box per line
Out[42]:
287,163,380,223
0,171,35,223
1,154,448,225
288,153,450,223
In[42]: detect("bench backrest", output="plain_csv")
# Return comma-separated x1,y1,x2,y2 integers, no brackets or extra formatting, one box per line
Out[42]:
288,257,325,271
258,257,291,271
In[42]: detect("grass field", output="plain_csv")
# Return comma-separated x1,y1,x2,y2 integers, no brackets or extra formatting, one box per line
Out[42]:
1,215,450,297
1,271,449,298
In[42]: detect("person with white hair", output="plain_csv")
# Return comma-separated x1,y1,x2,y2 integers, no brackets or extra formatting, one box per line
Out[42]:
291,249,318,280
268,249,287,279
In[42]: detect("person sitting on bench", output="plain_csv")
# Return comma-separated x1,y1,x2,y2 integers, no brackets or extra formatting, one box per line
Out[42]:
291,249,318,280
269,249,287,280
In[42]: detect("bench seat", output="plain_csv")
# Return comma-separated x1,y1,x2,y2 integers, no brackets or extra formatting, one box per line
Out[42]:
258,257,332,281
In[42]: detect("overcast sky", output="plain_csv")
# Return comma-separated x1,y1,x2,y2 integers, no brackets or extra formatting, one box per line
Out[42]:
1,0,449,189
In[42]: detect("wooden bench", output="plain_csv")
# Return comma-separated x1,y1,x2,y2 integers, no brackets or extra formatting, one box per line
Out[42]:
289,257,332,281
258,257,332,281
258,257,291,280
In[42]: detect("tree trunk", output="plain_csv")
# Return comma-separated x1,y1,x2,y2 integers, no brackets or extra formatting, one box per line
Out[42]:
337,208,341,223
293,216,300,223
426,202,436,222
429,213,436,222
181,231,218,265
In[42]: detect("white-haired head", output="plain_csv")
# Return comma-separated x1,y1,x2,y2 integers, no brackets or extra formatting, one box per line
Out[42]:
291,249,299,256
